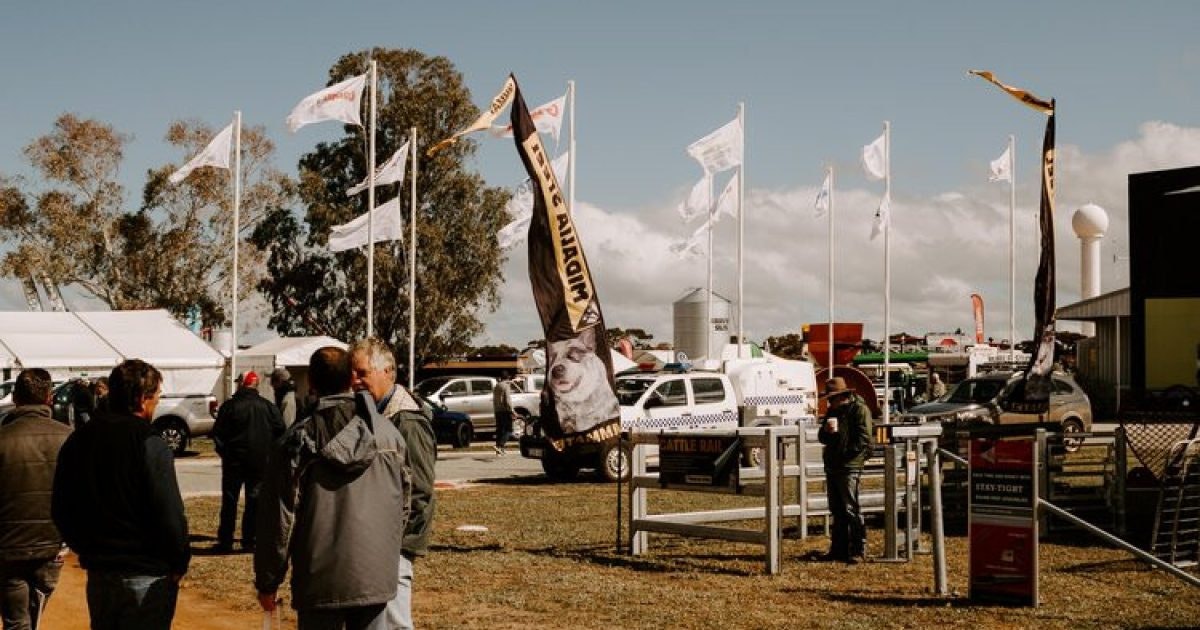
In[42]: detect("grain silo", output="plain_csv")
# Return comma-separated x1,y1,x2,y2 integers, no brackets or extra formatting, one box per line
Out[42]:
672,288,734,361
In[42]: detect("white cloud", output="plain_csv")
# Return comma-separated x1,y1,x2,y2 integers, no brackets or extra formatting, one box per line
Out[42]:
480,121,1200,348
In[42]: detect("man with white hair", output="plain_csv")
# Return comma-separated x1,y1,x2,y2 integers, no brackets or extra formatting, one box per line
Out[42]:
349,338,436,630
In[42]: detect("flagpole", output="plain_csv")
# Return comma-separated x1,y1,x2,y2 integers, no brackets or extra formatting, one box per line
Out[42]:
736,102,745,359
230,111,242,397
706,174,714,361
409,125,417,389
1008,133,1016,362
883,120,891,425
366,59,377,338
568,80,576,222
828,165,835,377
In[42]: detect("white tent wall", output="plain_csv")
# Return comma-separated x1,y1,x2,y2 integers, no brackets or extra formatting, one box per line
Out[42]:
0,310,224,396
233,336,349,405
75,310,224,396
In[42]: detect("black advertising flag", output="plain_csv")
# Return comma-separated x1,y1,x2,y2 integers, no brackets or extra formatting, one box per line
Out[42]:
509,75,620,449
1010,108,1057,413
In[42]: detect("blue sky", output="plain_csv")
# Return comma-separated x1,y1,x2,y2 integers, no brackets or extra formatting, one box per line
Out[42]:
3,1,1199,347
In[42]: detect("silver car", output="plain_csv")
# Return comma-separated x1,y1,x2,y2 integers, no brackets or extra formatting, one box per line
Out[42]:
901,371,1093,451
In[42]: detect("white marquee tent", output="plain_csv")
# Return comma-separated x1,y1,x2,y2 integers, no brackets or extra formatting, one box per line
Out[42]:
0,310,224,394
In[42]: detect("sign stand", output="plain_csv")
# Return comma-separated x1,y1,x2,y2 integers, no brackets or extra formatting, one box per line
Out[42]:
968,426,1042,606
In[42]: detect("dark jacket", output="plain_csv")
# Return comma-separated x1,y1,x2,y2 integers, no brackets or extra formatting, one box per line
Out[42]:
0,405,72,562
51,412,190,576
254,392,411,611
817,394,874,471
214,387,285,471
380,386,436,558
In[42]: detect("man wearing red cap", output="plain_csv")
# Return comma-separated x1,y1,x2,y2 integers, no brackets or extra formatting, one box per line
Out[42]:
213,371,284,552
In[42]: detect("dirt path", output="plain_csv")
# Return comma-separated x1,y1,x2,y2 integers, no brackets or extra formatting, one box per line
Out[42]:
42,554,282,629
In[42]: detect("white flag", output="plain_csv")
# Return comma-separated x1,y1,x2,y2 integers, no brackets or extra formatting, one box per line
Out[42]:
286,74,367,133
714,172,738,219
687,117,743,174
168,123,233,184
814,172,831,218
490,92,566,143
870,194,891,241
328,196,404,252
989,145,1012,182
346,140,411,197
862,133,886,181
670,215,715,259
677,173,713,222
496,152,570,249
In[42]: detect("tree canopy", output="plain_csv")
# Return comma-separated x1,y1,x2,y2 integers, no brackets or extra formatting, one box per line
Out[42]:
252,48,510,375
0,113,289,325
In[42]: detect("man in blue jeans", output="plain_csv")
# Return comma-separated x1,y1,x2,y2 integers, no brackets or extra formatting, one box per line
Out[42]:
52,360,190,629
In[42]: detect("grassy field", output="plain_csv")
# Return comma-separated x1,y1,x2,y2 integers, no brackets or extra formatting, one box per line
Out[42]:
182,476,1199,630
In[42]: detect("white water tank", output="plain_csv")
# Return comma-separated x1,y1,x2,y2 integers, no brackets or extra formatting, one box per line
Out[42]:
1072,203,1108,336
673,288,733,361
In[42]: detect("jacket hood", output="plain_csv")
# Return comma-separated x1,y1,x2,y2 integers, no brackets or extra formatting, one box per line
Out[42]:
307,392,383,474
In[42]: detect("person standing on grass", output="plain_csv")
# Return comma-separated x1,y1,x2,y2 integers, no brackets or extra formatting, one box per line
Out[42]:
349,338,436,630
269,367,298,429
491,373,516,456
212,371,284,553
255,347,410,629
0,369,72,630
52,359,190,630
816,377,873,565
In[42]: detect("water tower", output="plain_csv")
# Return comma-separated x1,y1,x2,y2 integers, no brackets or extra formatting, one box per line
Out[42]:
1071,203,1109,336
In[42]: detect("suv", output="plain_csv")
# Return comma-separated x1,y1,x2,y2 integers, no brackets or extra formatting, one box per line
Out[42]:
51,379,218,455
900,371,1092,451
415,374,540,435
521,371,739,482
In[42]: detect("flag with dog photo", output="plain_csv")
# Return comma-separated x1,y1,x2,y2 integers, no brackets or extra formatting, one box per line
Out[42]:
509,74,620,447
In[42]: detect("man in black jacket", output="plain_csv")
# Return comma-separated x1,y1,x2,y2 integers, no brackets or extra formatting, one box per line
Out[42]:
213,371,284,552
52,359,190,630
0,368,72,629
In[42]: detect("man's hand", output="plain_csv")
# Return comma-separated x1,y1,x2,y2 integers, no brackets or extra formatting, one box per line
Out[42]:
258,591,278,611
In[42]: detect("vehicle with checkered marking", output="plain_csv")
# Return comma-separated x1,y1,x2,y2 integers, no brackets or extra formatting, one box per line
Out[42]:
521,371,739,482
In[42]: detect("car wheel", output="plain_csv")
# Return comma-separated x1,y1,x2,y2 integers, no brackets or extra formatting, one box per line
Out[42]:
596,441,631,483
541,453,580,481
453,422,474,449
156,417,189,456
1061,418,1084,453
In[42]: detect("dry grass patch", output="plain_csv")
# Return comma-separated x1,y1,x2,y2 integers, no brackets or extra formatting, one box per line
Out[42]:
184,478,1199,629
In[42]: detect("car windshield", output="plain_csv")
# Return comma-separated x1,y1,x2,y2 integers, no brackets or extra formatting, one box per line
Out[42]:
944,378,1008,404
415,378,451,397
616,377,655,406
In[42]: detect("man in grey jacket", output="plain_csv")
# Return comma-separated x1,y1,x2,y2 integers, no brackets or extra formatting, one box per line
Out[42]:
349,338,435,630
254,347,410,629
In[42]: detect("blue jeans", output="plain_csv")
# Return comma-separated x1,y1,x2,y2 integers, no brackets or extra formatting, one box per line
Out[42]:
85,571,178,630
825,468,866,559
298,604,389,630
385,554,415,630
0,556,63,630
